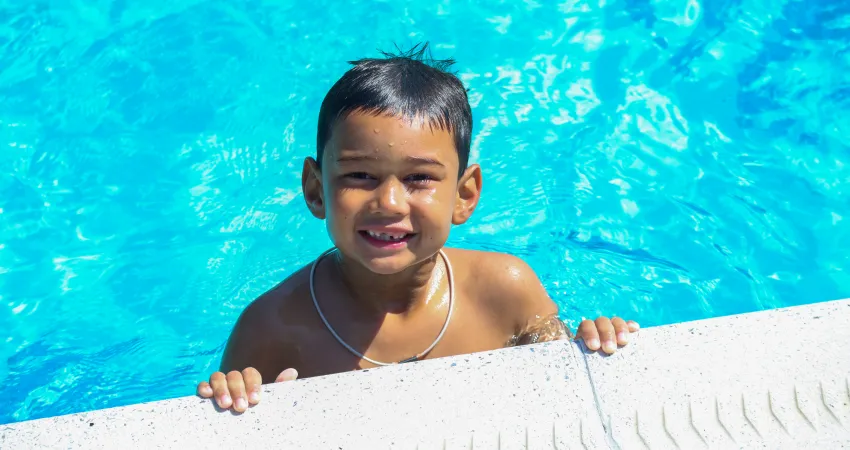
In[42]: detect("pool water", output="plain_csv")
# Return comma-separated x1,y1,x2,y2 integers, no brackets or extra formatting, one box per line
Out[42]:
2,0,849,424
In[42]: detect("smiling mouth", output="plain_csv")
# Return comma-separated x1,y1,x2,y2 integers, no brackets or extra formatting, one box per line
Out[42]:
358,230,416,247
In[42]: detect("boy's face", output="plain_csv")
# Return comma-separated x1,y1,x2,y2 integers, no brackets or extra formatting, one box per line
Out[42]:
303,112,481,274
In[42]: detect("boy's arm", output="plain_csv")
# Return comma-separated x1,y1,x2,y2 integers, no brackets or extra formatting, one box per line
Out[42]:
198,296,299,412
479,253,569,344
219,298,289,375
480,253,638,352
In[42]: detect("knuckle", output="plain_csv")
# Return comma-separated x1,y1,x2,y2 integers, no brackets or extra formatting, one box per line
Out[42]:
226,370,242,381
227,379,245,393
196,382,210,395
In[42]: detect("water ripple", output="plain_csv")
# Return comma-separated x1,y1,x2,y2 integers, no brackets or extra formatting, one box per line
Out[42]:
2,0,850,425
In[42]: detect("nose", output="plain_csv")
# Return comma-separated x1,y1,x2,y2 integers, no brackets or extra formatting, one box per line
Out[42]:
373,177,409,216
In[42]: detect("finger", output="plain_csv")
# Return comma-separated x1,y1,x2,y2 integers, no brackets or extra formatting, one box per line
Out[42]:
576,319,600,351
209,372,232,409
242,367,262,405
275,368,299,383
197,381,213,398
627,320,640,332
611,317,629,346
595,316,617,354
226,370,249,413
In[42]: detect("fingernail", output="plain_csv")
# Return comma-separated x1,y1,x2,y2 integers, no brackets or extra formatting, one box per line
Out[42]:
617,332,629,344
236,398,248,410
221,394,231,405
249,391,259,403
587,338,600,349
603,341,616,353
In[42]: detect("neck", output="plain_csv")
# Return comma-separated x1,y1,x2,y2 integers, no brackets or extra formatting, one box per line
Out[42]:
331,250,444,316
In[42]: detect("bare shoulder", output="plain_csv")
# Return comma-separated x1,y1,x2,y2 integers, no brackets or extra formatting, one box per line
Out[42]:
443,248,559,332
219,264,316,377
244,264,315,325
444,248,544,290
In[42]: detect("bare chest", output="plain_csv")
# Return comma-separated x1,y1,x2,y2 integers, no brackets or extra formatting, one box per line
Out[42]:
294,300,511,377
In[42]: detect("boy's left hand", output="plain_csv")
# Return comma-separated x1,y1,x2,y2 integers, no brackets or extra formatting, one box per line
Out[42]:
575,316,640,354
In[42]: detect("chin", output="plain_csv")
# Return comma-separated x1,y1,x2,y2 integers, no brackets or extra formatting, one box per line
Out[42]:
358,254,417,275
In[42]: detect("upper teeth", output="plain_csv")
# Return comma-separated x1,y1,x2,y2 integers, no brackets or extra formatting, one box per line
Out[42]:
367,231,407,241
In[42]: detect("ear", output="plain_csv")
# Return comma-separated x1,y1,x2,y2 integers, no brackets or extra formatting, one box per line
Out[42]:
452,164,482,225
302,157,326,219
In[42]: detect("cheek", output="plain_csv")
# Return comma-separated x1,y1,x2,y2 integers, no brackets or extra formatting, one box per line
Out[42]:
413,188,455,223
326,182,358,211
323,187,360,226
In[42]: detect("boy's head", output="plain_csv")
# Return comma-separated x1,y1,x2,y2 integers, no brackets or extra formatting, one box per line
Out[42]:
302,43,482,274
315,43,472,177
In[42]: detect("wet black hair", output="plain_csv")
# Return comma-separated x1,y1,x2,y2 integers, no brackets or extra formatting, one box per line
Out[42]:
316,43,472,177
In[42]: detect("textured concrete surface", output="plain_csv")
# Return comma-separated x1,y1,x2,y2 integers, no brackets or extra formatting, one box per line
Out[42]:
2,299,849,449
0,340,604,449
581,299,850,449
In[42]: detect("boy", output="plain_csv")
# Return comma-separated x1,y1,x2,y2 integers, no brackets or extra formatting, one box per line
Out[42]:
197,45,639,413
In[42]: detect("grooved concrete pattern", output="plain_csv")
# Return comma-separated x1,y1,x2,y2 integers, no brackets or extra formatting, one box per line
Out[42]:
584,301,850,449
2,300,849,449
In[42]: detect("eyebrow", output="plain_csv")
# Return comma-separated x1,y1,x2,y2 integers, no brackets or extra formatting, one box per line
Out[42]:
336,155,445,167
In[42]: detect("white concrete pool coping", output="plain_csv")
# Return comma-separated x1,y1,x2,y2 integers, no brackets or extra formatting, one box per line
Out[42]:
2,299,850,449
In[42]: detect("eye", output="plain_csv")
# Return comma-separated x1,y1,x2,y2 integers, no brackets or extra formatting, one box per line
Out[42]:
405,173,434,186
344,172,374,180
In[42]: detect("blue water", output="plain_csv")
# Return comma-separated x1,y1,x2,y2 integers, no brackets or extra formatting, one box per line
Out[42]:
1,0,849,425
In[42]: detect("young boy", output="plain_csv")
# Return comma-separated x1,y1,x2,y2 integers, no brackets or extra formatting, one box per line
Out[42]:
197,45,639,413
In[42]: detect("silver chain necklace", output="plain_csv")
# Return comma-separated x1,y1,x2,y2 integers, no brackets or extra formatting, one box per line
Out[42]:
309,248,455,366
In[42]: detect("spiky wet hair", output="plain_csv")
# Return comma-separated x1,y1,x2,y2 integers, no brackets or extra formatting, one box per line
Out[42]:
316,43,472,177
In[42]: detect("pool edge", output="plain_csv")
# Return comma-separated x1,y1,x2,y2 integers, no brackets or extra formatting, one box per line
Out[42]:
1,299,849,448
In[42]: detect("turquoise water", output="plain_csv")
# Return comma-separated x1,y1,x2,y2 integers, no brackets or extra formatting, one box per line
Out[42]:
2,0,849,424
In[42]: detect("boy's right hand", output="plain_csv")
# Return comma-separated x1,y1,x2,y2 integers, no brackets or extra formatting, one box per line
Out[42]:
196,367,298,412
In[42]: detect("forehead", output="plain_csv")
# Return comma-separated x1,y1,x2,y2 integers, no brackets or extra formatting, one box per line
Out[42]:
327,112,458,165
